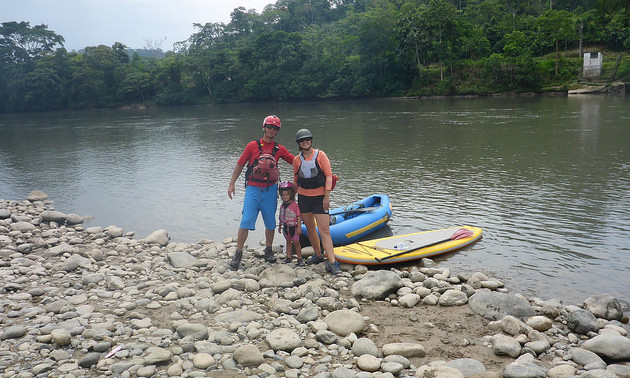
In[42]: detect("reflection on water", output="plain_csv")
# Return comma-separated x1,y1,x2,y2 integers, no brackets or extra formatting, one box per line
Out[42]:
1,96,629,304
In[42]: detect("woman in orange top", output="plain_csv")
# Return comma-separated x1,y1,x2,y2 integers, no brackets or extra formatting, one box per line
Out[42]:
292,128,341,275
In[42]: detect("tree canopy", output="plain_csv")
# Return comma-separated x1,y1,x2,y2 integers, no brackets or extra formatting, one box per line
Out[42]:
1,0,629,113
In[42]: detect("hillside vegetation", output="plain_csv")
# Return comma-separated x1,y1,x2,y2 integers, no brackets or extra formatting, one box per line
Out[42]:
1,0,629,113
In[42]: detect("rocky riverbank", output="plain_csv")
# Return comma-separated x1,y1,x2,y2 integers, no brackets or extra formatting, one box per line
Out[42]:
1,191,629,378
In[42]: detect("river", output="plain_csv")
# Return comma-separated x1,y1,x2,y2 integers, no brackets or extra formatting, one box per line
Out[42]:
1,95,629,305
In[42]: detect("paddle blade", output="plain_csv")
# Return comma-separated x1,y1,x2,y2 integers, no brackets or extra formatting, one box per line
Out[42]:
451,228,474,240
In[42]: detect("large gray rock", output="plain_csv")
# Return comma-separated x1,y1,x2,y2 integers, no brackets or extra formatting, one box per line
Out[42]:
324,310,365,337
142,229,170,246
352,338,379,357
415,365,464,377
493,334,522,358
62,254,92,272
569,347,606,367
167,252,198,268
265,328,302,352
567,309,600,335
500,315,529,336
382,343,425,357
41,210,67,223
582,333,630,360
233,344,264,367
0,209,11,219
45,243,75,257
356,354,381,372
27,190,49,202
439,289,469,306
65,213,84,225
351,270,403,300
1,325,27,340
11,221,37,233
446,358,487,377
502,361,546,378
468,290,535,320
584,294,623,321
296,306,319,323
104,226,124,238
143,347,172,365
175,324,208,340
259,265,297,287
214,310,262,323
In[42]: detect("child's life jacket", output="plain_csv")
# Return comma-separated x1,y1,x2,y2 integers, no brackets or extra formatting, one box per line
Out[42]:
279,201,300,227
245,140,280,187
297,149,326,189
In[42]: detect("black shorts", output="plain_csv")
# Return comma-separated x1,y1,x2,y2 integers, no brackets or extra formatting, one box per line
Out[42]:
298,194,328,214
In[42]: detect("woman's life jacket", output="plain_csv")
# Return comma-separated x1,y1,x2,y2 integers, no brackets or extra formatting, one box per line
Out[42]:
297,149,326,189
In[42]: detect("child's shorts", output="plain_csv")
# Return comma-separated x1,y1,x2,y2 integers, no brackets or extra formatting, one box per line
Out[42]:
282,225,300,242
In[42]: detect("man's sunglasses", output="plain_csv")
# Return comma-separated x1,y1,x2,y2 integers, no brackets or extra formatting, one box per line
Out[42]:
297,137,312,143
265,125,280,131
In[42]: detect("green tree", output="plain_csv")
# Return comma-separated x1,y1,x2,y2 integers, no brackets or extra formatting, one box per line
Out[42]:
462,0,507,52
396,2,431,80
0,21,65,63
69,45,125,108
426,0,460,81
459,24,492,60
606,9,630,50
116,65,152,103
152,54,190,104
502,30,538,87
238,30,306,100
536,9,577,74
24,48,72,110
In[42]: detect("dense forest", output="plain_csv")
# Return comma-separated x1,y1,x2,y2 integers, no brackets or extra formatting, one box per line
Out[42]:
1,0,629,113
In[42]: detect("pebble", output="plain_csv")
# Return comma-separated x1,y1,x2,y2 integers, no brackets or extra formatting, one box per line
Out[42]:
0,192,628,378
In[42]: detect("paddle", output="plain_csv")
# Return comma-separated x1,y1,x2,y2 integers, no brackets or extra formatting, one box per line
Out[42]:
329,206,380,216
374,228,474,263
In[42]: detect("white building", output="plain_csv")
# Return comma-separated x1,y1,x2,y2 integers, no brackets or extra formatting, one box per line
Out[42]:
583,52,603,77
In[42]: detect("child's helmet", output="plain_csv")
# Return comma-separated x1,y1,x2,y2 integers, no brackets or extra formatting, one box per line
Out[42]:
279,181,294,191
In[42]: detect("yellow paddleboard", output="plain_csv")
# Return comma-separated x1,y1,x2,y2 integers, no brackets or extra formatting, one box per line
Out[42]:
333,226,482,265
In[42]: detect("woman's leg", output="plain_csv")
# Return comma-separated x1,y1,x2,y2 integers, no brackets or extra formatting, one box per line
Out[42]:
302,212,322,257
314,213,335,263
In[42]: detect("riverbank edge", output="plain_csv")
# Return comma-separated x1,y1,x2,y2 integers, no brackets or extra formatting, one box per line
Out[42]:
1,190,629,378
119,82,627,111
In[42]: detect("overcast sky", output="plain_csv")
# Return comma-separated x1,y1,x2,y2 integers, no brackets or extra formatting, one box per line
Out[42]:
1,0,275,51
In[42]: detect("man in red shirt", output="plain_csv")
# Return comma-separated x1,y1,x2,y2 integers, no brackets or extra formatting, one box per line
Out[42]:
227,115,294,270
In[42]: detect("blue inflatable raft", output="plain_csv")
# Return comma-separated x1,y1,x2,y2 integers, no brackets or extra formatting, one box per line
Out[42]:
301,194,392,246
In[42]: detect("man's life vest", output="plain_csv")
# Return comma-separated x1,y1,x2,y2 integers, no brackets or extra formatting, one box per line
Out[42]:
297,149,327,189
245,140,280,187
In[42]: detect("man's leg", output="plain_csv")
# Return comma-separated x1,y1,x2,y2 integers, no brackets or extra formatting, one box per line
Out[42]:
231,187,258,270
260,184,278,263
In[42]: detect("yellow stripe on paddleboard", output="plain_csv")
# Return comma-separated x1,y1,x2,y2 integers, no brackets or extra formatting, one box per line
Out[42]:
345,214,389,238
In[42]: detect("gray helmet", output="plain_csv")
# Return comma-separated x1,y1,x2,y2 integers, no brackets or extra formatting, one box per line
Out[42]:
295,128,313,142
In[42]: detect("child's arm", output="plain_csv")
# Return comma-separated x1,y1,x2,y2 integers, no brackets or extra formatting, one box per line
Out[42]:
278,213,282,233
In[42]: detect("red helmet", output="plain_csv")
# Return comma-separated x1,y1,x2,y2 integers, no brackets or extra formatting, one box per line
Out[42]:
278,181,294,191
263,115,281,129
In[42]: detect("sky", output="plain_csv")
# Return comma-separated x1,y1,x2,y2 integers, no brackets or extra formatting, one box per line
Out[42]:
1,0,275,51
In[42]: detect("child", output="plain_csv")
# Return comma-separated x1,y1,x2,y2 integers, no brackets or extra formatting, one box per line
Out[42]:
277,181,303,265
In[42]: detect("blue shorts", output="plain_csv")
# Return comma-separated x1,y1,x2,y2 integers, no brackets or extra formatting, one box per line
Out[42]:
240,184,278,230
